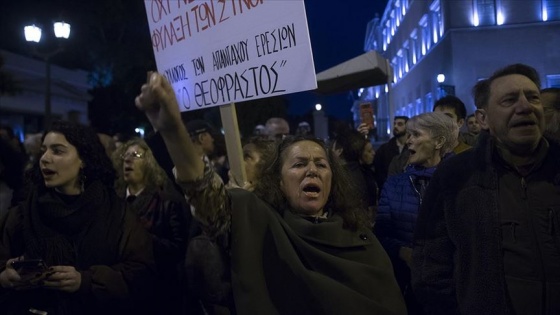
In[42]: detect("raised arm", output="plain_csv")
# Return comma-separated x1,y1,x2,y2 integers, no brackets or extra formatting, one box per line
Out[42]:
135,73,230,237
134,73,203,182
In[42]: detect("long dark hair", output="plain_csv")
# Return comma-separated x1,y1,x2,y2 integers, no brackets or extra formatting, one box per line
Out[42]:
27,121,116,192
253,135,367,231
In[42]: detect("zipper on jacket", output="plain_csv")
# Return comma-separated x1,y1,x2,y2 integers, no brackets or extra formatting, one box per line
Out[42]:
521,177,528,199
408,176,422,205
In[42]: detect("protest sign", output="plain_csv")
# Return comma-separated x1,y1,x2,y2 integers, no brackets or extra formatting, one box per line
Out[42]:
144,0,317,112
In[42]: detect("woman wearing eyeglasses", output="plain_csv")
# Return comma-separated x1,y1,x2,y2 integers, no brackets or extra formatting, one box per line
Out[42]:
112,138,189,315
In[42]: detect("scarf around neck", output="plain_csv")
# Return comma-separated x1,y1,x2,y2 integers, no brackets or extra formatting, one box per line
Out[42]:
22,180,120,267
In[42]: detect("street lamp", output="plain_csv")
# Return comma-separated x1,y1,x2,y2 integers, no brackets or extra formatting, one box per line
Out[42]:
24,21,71,130
436,73,455,98
313,103,328,140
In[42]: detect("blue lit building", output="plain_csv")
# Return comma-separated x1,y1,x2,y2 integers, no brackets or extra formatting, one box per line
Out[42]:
357,0,560,140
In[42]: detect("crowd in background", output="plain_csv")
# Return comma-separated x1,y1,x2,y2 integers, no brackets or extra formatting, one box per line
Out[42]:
0,63,559,314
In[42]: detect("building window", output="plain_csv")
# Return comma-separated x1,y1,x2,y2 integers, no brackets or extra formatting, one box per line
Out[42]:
420,14,430,54
416,98,423,115
396,0,402,27
403,41,411,73
410,30,418,65
415,27,423,60
474,0,496,26
397,50,404,79
386,21,391,44
424,93,433,112
392,57,398,83
543,0,560,21
382,29,388,51
391,10,396,36
430,0,442,44
496,0,505,25
547,74,560,87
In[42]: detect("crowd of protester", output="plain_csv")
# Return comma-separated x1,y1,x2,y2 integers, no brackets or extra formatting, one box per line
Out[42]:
0,63,558,314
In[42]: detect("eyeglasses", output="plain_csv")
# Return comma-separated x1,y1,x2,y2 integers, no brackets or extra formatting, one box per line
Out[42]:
120,151,145,160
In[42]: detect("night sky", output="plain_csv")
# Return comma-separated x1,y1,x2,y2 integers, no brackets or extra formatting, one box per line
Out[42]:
0,0,388,120
294,0,388,119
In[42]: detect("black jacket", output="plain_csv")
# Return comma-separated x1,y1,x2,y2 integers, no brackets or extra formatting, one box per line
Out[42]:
412,132,560,315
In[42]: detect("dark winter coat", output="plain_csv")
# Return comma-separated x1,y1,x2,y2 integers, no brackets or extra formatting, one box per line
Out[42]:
0,181,155,315
374,137,404,189
376,165,437,259
412,132,560,315
120,183,189,315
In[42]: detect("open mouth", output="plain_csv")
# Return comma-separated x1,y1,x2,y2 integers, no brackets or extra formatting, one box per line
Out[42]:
511,120,536,128
302,183,321,197
41,169,55,176
408,149,416,156
124,167,134,173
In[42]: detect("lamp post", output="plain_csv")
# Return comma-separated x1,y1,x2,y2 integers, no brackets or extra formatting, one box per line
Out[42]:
313,103,328,140
24,21,71,130
436,73,445,98
436,73,455,98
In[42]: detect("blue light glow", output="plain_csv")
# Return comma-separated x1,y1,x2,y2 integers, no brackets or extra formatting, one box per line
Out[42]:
497,11,505,25
473,11,479,27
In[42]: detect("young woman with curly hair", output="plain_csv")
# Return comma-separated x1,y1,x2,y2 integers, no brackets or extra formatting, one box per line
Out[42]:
0,121,155,315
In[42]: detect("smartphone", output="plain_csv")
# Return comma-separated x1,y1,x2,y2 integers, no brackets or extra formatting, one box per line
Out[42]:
359,102,374,130
11,259,49,289
11,259,48,273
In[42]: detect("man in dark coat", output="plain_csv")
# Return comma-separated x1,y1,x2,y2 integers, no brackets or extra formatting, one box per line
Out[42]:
373,116,408,189
412,64,560,315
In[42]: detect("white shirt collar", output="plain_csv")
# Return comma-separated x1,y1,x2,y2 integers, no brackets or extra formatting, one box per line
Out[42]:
126,186,145,198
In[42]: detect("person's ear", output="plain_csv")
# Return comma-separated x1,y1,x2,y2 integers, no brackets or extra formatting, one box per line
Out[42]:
475,109,489,130
195,133,204,144
279,179,285,192
434,136,445,150
457,118,465,129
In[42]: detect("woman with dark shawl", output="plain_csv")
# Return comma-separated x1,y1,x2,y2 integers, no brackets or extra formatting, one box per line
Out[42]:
0,121,155,315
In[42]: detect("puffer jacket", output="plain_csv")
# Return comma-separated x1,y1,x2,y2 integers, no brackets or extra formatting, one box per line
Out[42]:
375,164,437,259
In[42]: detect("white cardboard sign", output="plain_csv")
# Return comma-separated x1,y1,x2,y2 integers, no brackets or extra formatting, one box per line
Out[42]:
144,0,317,111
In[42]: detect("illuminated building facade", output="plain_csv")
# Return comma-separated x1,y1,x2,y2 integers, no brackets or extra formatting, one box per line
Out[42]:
357,0,560,140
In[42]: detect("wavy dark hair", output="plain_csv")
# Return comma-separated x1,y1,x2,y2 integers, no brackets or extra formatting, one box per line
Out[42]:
252,135,367,231
242,136,277,177
27,120,116,191
337,130,369,164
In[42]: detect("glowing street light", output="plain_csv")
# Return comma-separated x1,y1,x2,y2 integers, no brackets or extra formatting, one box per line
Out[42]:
24,21,71,130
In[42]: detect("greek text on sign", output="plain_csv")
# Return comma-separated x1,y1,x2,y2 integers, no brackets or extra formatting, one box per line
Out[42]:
144,0,317,111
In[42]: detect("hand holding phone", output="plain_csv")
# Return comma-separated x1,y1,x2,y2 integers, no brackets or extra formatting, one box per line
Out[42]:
359,102,374,131
10,259,51,290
